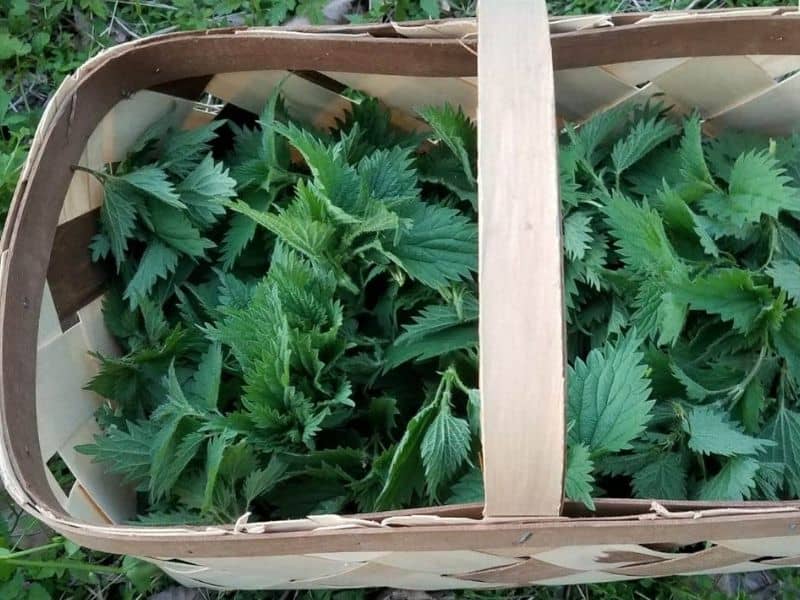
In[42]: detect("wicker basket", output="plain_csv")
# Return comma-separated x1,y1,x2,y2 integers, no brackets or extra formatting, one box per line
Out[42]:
5,2,800,590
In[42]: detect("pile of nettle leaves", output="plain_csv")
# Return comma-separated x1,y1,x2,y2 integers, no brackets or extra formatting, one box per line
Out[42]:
79,91,800,524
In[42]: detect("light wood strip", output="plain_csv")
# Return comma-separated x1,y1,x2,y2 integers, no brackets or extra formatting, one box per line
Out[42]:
479,0,565,517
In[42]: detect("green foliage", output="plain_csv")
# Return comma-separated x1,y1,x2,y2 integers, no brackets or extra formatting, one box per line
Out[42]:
559,105,800,507
0,492,160,599
79,81,800,528
80,92,481,523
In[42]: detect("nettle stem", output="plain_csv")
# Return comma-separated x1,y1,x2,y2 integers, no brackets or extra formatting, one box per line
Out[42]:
0,540,126,575
2,558,126,575
70,164,107,180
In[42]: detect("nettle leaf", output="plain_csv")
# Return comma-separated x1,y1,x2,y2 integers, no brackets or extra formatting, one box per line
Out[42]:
75,421,154,487
203,430,235,512
243,457,289,506
566,103,627,166
565,443,595,510
375,401,437,510
632,452,687,500
773,308,800,374
160,120,226,177
149,202,215,258
391,200,477,288
701,150,795,227
119,166,183,208
611,116,678,175
678,114,715,200
605,192,680,276
563,211,593,261
275,121,361,212
420,403,471,499
178,153,237,225
697,457,759,501
674,269,773,334
418,103,476,184
767,260,800,305
385,295,478,371
762,406,800,497
100,177,139,269
123,240,180,309
447,468,484,504
683,406,774,457
739,379,766,435
187,342,222,411
567,331,654,455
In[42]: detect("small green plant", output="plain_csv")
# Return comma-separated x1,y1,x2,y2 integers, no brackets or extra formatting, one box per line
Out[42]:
0,490,161,598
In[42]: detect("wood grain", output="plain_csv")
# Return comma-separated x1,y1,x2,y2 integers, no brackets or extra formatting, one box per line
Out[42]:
48,210,109,324
479,0,565,517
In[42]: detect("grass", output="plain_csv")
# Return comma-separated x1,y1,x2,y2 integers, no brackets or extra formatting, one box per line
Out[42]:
3,0,800,597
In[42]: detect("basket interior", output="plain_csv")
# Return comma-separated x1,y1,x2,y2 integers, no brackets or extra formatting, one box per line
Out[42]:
36,50,800,527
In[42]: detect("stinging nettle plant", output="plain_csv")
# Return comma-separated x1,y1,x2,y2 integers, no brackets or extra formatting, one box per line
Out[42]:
77,90,800,524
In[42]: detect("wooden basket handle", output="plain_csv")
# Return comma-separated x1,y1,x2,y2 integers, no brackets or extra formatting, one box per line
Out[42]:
479,0,566,517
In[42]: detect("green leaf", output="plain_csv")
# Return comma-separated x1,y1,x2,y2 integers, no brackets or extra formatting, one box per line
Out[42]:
446,468,484,504
161,120,226,177
178,153,237,225
611,116,678,175
203,430,233,512
565,103,627,166
604,191,681,276
228,190,336,266
419,0,441,18
701,150,795,228
563,211,593,261
75,421,154,487
673,269,773,334
657,291,687,347
375,401,437,510
677,113,715,202
187,342,222,411
391,200,477,288
683,406,774,457
243,457,289,505
565,443,595,510
762,406,800,497
0,33,30,60
152,430,205,501
697,457,759,501
385,296,478,371
420,403,471,499
275,121,360,212
632,452,687,500
567,331,654,454
773,308,800,374
149,202,215,257
100,178,139,269
739,379,765,434
120,166,183,208
416,146,476,208
122,240,179,309
418,104,476,184
148,414,189,502
767,260,800,305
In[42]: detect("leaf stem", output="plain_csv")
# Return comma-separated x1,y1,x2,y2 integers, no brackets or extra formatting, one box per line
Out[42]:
1,558,126,575
0,541,63,559
71,164,108,181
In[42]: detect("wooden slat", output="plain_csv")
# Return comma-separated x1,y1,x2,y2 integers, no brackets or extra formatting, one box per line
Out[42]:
479,0,565,517
47,209,109,324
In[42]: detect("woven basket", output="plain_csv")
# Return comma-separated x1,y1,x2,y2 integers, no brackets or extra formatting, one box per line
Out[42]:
5,2,800,590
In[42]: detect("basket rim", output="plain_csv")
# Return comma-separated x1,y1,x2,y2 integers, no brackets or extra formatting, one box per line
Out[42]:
5,12,800,556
